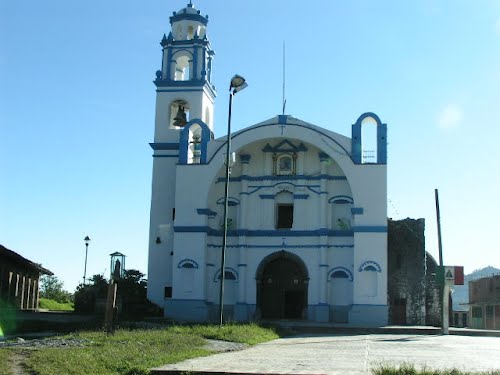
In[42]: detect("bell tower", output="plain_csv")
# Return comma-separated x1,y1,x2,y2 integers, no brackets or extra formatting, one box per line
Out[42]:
153,1,216,143
148,2,216,306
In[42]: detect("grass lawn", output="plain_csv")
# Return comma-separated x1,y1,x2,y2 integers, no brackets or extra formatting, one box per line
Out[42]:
0,349,13,375
373,363,500,375
38,298,74,311
0,323,278,375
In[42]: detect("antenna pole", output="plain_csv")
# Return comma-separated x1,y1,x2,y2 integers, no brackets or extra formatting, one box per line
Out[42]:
282,41,286,115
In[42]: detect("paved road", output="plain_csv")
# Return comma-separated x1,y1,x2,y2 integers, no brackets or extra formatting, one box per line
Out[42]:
153,333,500,375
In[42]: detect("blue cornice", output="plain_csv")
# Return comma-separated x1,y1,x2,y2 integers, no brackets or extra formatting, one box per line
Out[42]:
262,139,308,153
155,80,217,99
196,208,217,217
150,143,180,150
207,244,354,249
174,226,386,236
216,174,347,184
170,11,208,26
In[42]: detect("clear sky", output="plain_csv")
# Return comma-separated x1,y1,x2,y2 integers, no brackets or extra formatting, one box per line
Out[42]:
1,0,499,293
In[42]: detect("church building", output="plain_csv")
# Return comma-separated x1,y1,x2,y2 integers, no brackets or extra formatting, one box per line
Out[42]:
147,2,389,326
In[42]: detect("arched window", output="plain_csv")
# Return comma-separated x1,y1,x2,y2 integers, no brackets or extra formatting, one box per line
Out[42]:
214,268,238,305
170,100,190,128
361,116,378,164
178,259,198,294
174,55,191,81
328,268,353,306
359,261,381,297
188,124,202,164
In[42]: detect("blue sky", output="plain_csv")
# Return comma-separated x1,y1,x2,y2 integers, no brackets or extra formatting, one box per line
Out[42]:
1,0,499,292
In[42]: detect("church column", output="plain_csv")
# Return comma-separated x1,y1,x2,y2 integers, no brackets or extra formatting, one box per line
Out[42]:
239,155,251,229
205,263,215,303
319,245,328,304
319,153,329,229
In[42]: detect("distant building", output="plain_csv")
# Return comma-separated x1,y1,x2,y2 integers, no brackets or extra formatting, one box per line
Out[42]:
0,244,53,310
387,218,441,326
469,274,500,330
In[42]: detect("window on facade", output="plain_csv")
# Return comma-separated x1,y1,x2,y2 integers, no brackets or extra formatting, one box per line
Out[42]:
486,305,494,318
164,286,172,298
472,306,482,318
277,204,294,229
361,117,378,164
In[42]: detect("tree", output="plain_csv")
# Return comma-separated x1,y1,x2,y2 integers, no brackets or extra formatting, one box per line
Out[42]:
40,275,72,303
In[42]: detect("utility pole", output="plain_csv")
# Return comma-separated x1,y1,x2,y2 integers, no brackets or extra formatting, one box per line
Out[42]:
435,189,449,334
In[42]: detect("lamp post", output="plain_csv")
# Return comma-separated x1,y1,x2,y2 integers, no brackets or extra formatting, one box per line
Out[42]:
219,74,248,326
83,236,91,285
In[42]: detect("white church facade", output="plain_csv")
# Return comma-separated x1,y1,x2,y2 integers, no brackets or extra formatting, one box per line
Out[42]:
147,2,389,326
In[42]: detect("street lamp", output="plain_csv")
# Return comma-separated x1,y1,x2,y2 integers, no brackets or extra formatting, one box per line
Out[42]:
83,236,91,285
219,74,248,326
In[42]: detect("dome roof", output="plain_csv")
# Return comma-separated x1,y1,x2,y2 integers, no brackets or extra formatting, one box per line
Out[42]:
170,2,208,26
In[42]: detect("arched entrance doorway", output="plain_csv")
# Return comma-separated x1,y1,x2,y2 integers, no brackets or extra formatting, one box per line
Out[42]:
256,251,309,319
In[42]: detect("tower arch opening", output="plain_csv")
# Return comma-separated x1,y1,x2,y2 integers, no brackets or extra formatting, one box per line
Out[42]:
173,54,192,81
361,116,378,163
169,99,190,128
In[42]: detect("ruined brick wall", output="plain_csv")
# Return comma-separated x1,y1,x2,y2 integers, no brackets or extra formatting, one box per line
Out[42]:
425,253,441,326
388,218,427,325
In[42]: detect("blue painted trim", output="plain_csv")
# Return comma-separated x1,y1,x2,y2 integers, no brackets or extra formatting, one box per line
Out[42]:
207,244,354,249
166,47,172,80
328,267,354,281
179,119,212,164
206,263,215,267
353,226,387,233
166,298,207,303
150,143,180,150
262,139,308,153
278,115,287,124
155,82,217,99
178,259,199,269
319,264,329,268
317,303,329,306
174,225,385,236
216,174,347,184
216,197,240,206
197,208,217,217
328,195,354,204
259,194,275,199
293,194,309,199
351,112,387,165
208,122,352,164
174,226,354,237
242,183,321,197
352,304,388,307
239,154,251,163
193,45,198,80
170,12,208,26
351,207,364,215
213,267,239,282
237,264,247,267
359,261,382,273
152,155,179,158
175,226,211,233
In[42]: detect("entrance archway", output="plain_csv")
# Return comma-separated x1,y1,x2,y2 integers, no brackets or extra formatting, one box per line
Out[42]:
256,251,309,319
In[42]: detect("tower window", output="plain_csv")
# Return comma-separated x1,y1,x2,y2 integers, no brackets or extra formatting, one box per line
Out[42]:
170,100,190,128
361,116,378,163
277,204,293,229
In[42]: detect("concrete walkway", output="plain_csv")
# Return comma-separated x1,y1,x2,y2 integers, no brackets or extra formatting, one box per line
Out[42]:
152,333,500,375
